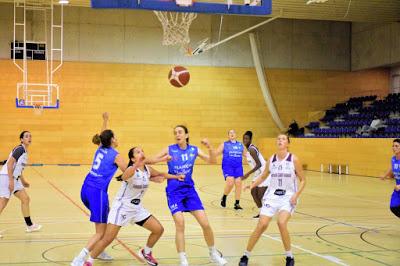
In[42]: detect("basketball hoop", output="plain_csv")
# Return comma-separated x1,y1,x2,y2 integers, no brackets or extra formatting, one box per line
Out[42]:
154,11,197,47
33,103,44,115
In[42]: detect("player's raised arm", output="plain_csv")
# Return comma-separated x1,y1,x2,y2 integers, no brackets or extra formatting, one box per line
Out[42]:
198,138,217,164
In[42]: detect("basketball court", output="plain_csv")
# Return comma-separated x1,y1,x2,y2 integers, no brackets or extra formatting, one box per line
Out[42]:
1,0,400,265
0,165,399,265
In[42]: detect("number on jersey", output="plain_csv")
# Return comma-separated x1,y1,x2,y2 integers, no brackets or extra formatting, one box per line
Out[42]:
93,153,104,170
181,154,189,161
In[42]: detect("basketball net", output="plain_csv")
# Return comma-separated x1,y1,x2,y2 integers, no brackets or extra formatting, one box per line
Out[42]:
33,103,44,115
154,10,197,48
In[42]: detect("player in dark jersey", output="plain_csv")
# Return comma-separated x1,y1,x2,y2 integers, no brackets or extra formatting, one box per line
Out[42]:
241,131,269,218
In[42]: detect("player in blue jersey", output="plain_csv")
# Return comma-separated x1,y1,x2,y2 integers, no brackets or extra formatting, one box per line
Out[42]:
215,129,246,210
381,138,400,218
152,125,227,266
71,129,127,266
82,146,184,266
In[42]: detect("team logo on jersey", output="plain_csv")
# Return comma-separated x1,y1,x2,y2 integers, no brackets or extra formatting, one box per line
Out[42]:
278,165,283,171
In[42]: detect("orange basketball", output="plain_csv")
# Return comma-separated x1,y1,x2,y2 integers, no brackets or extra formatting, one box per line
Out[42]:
168,66,190,87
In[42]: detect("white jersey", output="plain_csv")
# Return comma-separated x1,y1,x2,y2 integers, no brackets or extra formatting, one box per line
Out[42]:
264,153,297,200
0,145,28,178
113,165,150,209
245,144,269,187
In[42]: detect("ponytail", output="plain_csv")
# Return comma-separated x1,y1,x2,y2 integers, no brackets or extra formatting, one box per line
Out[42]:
115,147,137,181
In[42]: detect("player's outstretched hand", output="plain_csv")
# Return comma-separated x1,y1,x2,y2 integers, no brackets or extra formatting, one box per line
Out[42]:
162,155,172,162
102,112,109,120
201,138,210,148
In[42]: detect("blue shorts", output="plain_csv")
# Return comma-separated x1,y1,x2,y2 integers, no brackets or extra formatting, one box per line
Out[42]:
390,190,400,208
81,184,109,223
222,165,243,179
166,186,204,215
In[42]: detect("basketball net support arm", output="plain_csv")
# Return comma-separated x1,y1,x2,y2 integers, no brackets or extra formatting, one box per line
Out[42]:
249,32,285,131
192,14,281,55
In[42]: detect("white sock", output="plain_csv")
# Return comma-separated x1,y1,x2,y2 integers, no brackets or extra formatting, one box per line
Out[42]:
285,250,293,258
179,252,187,261
78,248,89,259
144,246,152,254
87,256,94,263
244,250,251,257
208,246,217,253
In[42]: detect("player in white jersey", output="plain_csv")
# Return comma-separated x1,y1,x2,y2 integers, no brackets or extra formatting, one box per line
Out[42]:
0,131,41,238
241,131,270,218
239,134,306,266
83,146,184,266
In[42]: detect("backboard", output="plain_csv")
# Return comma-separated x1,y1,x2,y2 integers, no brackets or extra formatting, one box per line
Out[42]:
91,0,272,16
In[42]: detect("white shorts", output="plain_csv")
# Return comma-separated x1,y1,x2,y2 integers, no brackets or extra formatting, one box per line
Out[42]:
252,167,269,187
0,174,24,199
108,200,151,227
260,196,296,217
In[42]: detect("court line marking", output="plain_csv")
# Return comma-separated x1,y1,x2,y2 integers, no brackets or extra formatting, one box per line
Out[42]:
31,168,145,264
262,234,349,266
23,165,396,264
0,229,379,243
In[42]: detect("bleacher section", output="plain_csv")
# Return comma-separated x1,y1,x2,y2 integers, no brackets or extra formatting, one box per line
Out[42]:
303,93,400,138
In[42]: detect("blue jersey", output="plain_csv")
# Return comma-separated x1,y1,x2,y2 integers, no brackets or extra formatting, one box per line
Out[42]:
392,156,400,185
83,147,119,191
167,144,198,193
222,141,244,168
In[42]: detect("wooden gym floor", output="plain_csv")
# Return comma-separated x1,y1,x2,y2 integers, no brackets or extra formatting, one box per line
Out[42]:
0,165,399,266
